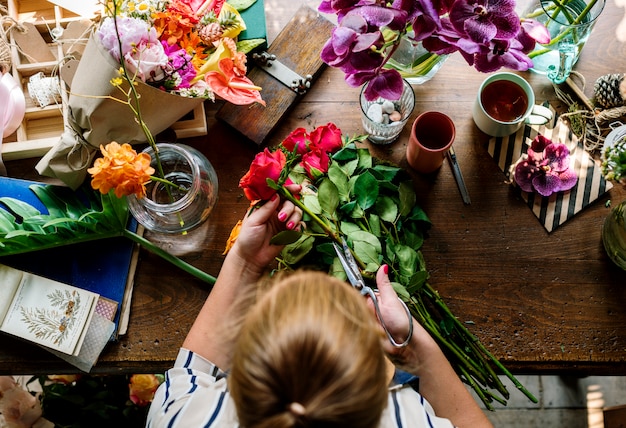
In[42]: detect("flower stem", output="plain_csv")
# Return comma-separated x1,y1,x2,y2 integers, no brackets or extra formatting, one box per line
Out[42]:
123,229,216,284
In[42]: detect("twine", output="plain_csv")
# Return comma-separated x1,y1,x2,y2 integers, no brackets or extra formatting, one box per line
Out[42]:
0,4,17,73
552,71,626,153
27,71,61,107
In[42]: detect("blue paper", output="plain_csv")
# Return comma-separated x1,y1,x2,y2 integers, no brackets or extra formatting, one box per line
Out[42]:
0,176,137,337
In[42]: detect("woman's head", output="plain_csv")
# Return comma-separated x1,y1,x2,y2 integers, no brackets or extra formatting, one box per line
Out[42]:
229,271,388,428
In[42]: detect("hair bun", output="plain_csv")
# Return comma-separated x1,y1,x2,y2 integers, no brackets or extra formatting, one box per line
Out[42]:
288,402,306,416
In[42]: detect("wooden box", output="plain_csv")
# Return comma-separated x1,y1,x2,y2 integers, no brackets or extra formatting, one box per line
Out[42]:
1,0,207,161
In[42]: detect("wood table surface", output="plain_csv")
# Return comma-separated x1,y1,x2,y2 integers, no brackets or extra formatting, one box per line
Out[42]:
1,0,626,375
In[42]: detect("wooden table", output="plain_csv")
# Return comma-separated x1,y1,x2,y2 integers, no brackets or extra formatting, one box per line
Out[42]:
2,0,626,375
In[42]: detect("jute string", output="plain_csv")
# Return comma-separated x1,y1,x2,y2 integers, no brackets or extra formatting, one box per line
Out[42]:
553,71,626,153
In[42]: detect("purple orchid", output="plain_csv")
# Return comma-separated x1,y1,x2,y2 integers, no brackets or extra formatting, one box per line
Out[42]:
319,0,550,101
514,135,578,197
449,0,520,45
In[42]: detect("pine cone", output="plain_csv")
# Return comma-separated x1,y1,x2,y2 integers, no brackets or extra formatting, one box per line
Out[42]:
594,73,626,109
197,22,223,45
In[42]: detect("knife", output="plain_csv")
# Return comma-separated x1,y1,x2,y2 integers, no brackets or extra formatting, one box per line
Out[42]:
446,146,471,205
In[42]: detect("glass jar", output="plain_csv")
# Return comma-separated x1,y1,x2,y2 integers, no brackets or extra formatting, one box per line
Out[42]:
127,143,218,233
602,199,626,271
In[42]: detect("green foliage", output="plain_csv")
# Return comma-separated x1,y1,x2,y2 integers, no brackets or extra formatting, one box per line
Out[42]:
277,138,431,286
274,137,537,409
0,184,130,257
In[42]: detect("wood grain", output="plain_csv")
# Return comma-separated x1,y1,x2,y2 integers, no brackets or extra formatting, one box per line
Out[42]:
1,0,625,375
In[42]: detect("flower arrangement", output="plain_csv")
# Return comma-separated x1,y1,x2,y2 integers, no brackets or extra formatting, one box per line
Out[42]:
601,135,626,186
234,123,537,409
513,134,578,196
319,0,550,100
0,374,163,427
99,0,265,106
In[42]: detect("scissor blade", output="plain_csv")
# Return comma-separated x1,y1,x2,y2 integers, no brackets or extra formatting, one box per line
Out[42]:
333,241,360,287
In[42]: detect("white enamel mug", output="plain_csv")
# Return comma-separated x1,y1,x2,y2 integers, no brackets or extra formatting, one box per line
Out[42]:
472,72,552,138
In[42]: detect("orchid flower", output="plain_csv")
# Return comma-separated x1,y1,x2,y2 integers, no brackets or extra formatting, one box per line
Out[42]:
320,0,550,100
514,135,578,196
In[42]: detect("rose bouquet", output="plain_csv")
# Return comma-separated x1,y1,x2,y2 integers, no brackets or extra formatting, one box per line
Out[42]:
234,123,537,409
36,0,265,189
319,0,551,100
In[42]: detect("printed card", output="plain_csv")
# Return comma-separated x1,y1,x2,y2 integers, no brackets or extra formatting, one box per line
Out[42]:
0,264,98,356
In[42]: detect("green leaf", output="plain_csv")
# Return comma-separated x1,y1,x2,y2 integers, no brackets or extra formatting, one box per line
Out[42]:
340,221,362,235
228,0,257,11
408,204,432,225
373,165,401,181
281,235,315,265
399,181,416,217
303,194,322,215
405,271,429,295
354,171,379,210
332,144,358,162
368,213,381,237
349,230,382,253
319,178,339,218
352,240,381,268
270,230,303,245
0,197,41,220
395,244,419,278
391,281,411,300
357,148,373,170
342,158,359,177
237,38,266,54
328,163,350,201
375,195,398,223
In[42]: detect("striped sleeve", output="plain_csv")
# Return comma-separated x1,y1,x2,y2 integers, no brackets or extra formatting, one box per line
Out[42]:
380,387,456,428
146,348,237,428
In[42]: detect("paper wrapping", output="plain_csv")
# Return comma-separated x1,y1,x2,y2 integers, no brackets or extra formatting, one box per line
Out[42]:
35,33,203,189
487,108,613,232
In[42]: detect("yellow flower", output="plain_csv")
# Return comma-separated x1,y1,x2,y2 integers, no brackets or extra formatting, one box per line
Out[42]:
128,374,162,406
88,142,155,198
48,375,81,384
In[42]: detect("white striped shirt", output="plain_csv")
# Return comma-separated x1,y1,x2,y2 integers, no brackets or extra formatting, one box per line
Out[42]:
146,348,455,428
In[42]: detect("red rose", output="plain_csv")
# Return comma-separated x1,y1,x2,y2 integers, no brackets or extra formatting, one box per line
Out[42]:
239,148,286,201
281,127,310,155
302,148,330,180
309,123,343,154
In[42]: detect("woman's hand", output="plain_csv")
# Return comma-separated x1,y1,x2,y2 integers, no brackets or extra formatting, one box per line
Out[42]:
230,185,302,274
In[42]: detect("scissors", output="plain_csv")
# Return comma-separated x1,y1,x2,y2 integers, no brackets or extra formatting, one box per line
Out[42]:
333,237,413,348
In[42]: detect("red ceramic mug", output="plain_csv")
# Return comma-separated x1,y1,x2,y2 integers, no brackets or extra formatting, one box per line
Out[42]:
406,111,455,173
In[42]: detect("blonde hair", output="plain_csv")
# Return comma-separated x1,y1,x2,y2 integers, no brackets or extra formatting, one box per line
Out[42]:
228,271,388,428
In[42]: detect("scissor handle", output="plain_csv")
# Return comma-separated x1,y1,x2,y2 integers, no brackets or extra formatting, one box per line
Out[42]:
362,287,413,348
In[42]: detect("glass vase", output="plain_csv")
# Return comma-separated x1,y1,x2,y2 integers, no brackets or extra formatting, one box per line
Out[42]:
602,199,626,271
385,37,448,85
127,143,218,233
523,0,606,84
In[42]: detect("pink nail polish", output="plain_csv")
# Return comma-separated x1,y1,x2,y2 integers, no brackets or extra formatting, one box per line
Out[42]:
286,221,294,230
278,212,287,221
383,264,389,274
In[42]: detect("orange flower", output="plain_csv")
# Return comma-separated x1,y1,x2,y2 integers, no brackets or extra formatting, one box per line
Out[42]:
205,58,265,106
223,219,242,255
128,374,162,407
88,142,155,198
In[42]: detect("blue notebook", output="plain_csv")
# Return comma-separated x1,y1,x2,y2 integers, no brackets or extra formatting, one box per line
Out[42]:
0,176,138,338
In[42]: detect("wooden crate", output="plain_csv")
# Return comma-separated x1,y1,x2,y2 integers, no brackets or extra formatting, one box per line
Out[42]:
1,0,207,161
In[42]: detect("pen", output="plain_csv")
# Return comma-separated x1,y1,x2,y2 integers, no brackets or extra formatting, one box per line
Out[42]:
446,146,471,205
